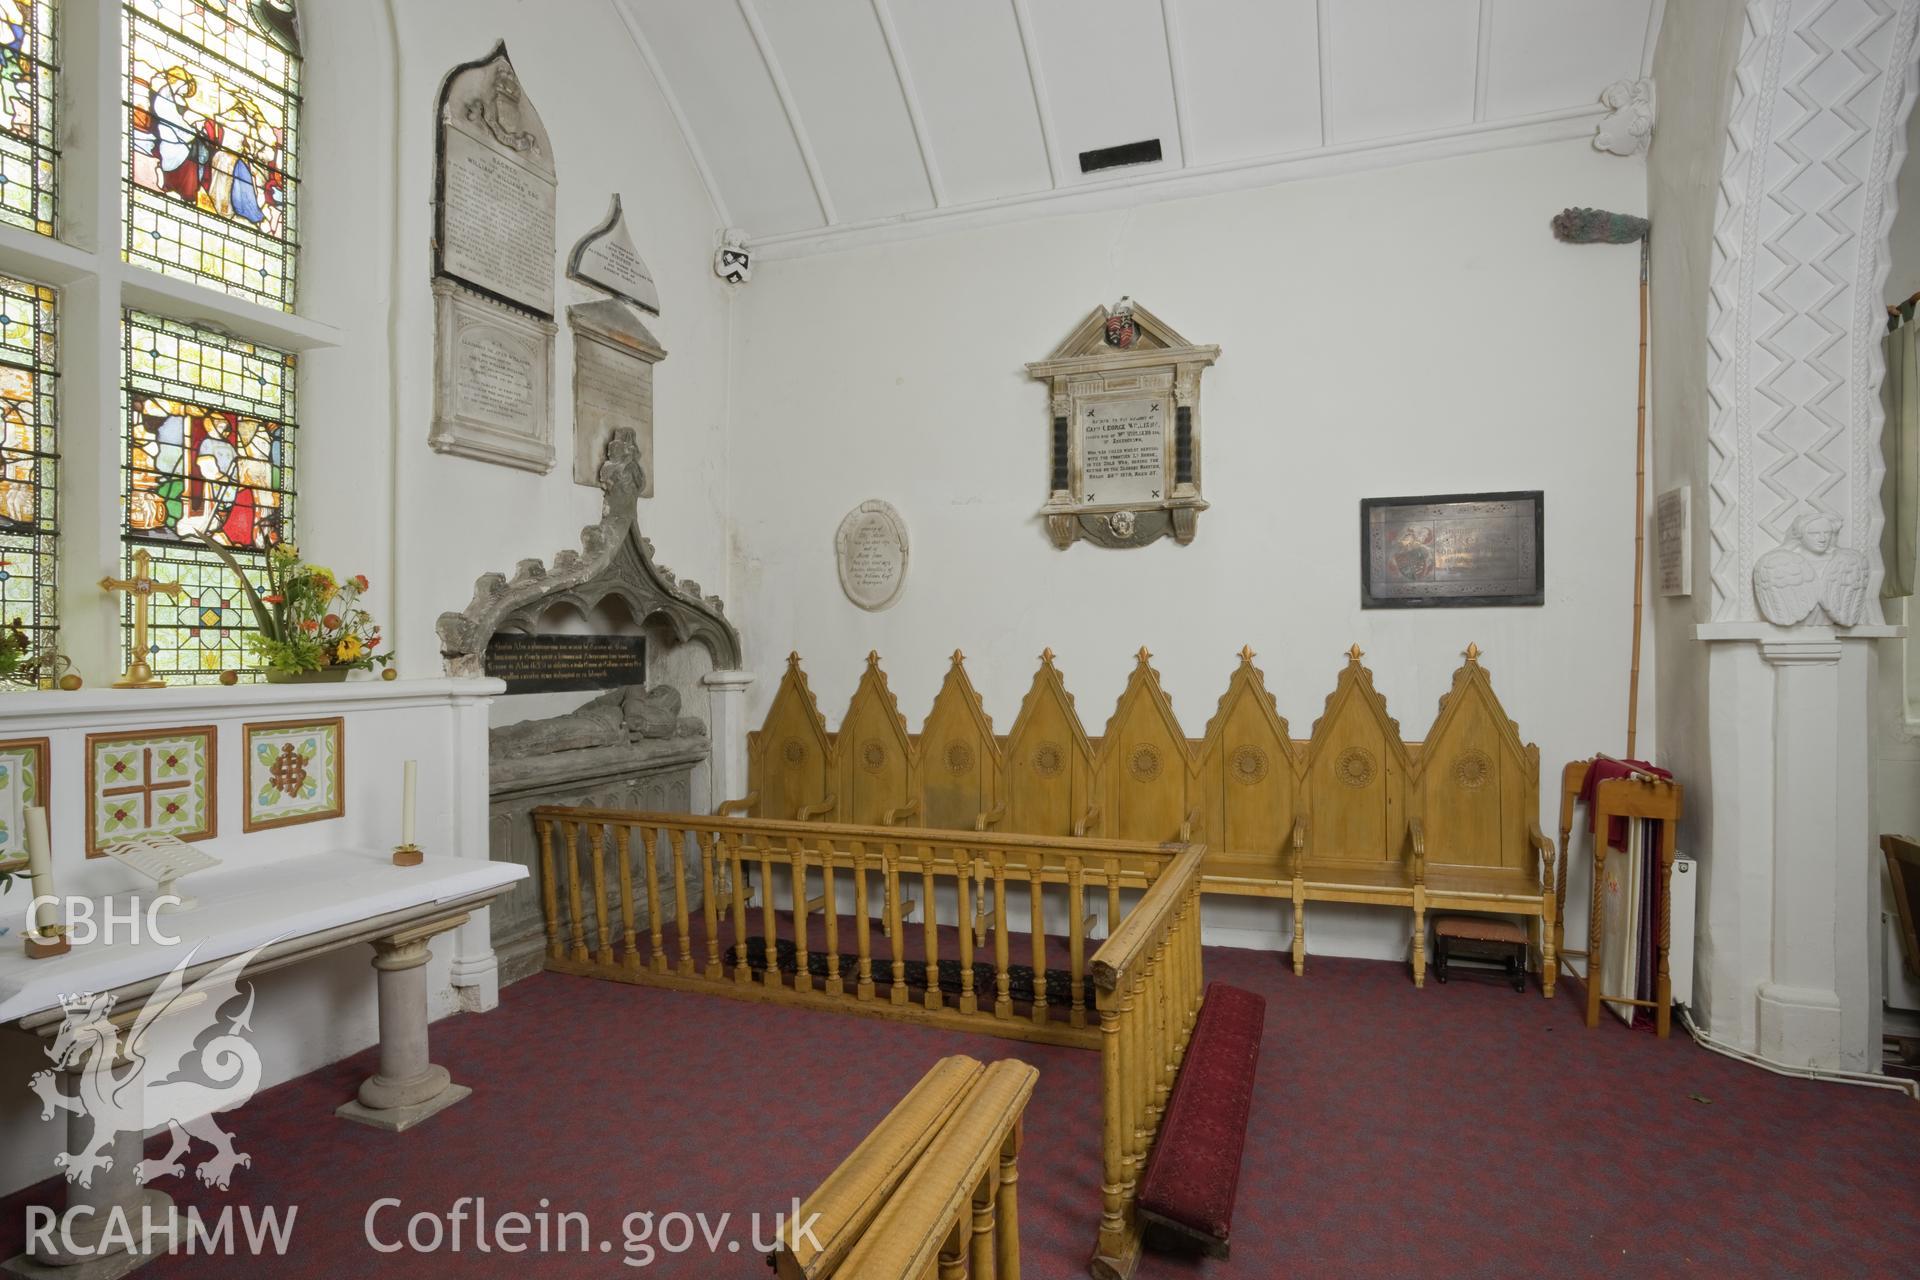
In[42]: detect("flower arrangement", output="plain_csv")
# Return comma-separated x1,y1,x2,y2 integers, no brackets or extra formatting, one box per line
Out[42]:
0,618,29,680
202,539,391,679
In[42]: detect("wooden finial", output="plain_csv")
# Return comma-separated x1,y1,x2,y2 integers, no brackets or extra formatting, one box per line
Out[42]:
1464,642,1482,664
866,649,882,667
1237,644,1256,665
1040,647,1056,664
1135,646,1153,664
1346,644,1365,664
787,651,802,667
950,648,966,665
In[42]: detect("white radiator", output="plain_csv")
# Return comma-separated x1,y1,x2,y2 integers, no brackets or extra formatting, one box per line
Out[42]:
1670,854,1696,1008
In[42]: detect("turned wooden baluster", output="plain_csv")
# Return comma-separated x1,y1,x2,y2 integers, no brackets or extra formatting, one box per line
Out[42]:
1068,856,1086,1029
537,819,562,962
922,848,941,1011
853,844,875,1000
969,1166,999,1279
788,837,813,994
586,824,613,966
992,853,1012,1019
563,821,590,963
729,835,751,985
938,1217,967,1280
885,845,908,1005
701,830,723,979
670,828,695,976
1027,853,1048,1025
641,826,667,973
997,1117,1024,1280
956,851,977,1016
760,840,781,988
1096,988,1128,1267
615,826,639,972
1105,857,1121,940
818,837,842,996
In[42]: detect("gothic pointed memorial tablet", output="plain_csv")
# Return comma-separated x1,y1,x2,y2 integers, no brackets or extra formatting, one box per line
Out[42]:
568,195,660,315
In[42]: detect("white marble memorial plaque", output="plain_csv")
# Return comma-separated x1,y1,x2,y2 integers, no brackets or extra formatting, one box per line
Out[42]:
568,195,660,315
431,280,556,473
1657,486,1691,597
1078,398,1167,507
569,300,663,492
836,500,909,611
435,43,557,318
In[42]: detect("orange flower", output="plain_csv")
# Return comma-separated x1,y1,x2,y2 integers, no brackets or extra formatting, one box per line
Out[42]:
300,619,319,632
351,574,369,592
262,593,284,604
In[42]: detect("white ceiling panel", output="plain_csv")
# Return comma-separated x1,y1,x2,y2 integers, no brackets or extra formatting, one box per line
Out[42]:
629,0,825,235
887,0,1052,206
1483,0,1656,120
1171,0,1323,165
1325,0,1480,144
753,0,934,224
1024,0,1184,181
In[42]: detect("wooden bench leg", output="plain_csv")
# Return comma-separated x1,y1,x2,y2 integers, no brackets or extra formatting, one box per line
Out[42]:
1411,890,1426,989
1291,886,1305,977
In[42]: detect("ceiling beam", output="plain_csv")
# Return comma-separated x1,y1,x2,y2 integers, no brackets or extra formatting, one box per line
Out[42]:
737,0,837,225
1010,0,1067,188
870,0,946,207
1159,0,1192,166
1473,0,1494,123
612,0,732,228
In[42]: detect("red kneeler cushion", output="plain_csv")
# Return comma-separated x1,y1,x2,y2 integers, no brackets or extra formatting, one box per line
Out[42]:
1136,981,1266,1255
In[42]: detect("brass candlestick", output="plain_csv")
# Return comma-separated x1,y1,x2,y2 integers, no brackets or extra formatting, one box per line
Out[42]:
100,549,186,688
392,844,422,867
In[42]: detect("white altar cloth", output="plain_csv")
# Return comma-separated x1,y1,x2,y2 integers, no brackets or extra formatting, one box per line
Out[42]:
0,851,526,1024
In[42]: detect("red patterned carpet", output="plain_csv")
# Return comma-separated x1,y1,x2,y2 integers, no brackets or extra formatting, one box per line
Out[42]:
3,947,1918,1278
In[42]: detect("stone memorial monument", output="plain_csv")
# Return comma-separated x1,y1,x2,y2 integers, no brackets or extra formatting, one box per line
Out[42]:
568,194,660,315
430,42,559,473
835,499,909,611
1027,298,1218,548
568,299,663,491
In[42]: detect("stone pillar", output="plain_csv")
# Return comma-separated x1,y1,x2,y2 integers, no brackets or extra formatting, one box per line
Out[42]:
702,670,754,812
3,1065,174,1279
336,919,472,1132
447,686,502,1012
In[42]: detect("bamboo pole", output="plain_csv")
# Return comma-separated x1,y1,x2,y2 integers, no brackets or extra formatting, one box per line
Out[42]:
1628,237,1649,759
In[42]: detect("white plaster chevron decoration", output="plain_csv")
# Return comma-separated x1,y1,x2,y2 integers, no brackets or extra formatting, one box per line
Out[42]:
1703,0,1920,624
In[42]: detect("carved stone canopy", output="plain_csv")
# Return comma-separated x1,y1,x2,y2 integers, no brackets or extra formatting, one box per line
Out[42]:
437,427,742,676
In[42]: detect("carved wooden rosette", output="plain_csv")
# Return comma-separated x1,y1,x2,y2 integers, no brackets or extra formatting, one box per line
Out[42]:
1028,302,1217,549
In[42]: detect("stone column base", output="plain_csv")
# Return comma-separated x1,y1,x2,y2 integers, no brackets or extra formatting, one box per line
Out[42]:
336,1082,472,1133
1756,981,1843,1069
1,1187,175,1279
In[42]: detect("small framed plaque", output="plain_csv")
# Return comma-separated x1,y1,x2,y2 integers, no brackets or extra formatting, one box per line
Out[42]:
1360,490,1544,609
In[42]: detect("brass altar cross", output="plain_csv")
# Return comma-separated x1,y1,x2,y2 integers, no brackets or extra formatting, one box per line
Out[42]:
100,549,185,688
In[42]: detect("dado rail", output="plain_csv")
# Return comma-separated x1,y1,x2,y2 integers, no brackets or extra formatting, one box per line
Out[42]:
738,643,1556,991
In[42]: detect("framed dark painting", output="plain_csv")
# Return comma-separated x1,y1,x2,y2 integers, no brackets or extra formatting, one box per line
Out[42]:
1360,490,1544,609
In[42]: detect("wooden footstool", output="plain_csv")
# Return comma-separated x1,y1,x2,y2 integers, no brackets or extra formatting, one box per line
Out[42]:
1432,915,1528,992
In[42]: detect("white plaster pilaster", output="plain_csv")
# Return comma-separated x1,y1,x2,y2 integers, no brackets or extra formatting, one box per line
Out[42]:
702,670,755,813
446,686,502,1011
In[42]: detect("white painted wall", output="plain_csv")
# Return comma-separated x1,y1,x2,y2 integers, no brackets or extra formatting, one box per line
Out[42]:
727,138,1650,961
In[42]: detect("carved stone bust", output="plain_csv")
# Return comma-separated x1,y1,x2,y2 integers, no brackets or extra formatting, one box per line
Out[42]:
1751,512,1869,626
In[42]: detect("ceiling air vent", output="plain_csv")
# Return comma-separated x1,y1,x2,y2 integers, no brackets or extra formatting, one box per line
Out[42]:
1078,138,1162,174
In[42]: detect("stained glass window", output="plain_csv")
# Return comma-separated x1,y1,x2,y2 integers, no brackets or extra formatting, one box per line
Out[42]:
0,1,55,235
124,0,300,309
123,309,295,681
0,273,54,654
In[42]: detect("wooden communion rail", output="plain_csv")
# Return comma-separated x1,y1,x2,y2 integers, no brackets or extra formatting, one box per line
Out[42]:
535,806,1207,1277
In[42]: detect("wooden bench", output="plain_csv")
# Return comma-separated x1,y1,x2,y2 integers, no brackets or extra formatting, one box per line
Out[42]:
744,643,1557,993
1135,981,1265,1258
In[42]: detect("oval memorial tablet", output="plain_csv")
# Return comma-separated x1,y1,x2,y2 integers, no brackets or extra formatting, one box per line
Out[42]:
836,500,909,611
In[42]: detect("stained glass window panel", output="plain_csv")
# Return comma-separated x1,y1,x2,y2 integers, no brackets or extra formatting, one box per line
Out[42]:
125,0,299,309
123,309,295,682
0,273,54,654
0,1,55,235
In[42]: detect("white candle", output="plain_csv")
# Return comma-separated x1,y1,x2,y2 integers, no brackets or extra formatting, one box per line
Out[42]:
401,760,417,847
24,805,53,934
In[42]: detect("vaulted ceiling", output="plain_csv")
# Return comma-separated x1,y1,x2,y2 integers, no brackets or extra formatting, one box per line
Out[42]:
618,0,1660,258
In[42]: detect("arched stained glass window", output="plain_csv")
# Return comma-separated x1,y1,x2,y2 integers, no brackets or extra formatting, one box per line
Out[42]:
0,0,55,235
123,308,294,681
124,0,299,309
0,272,54,651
